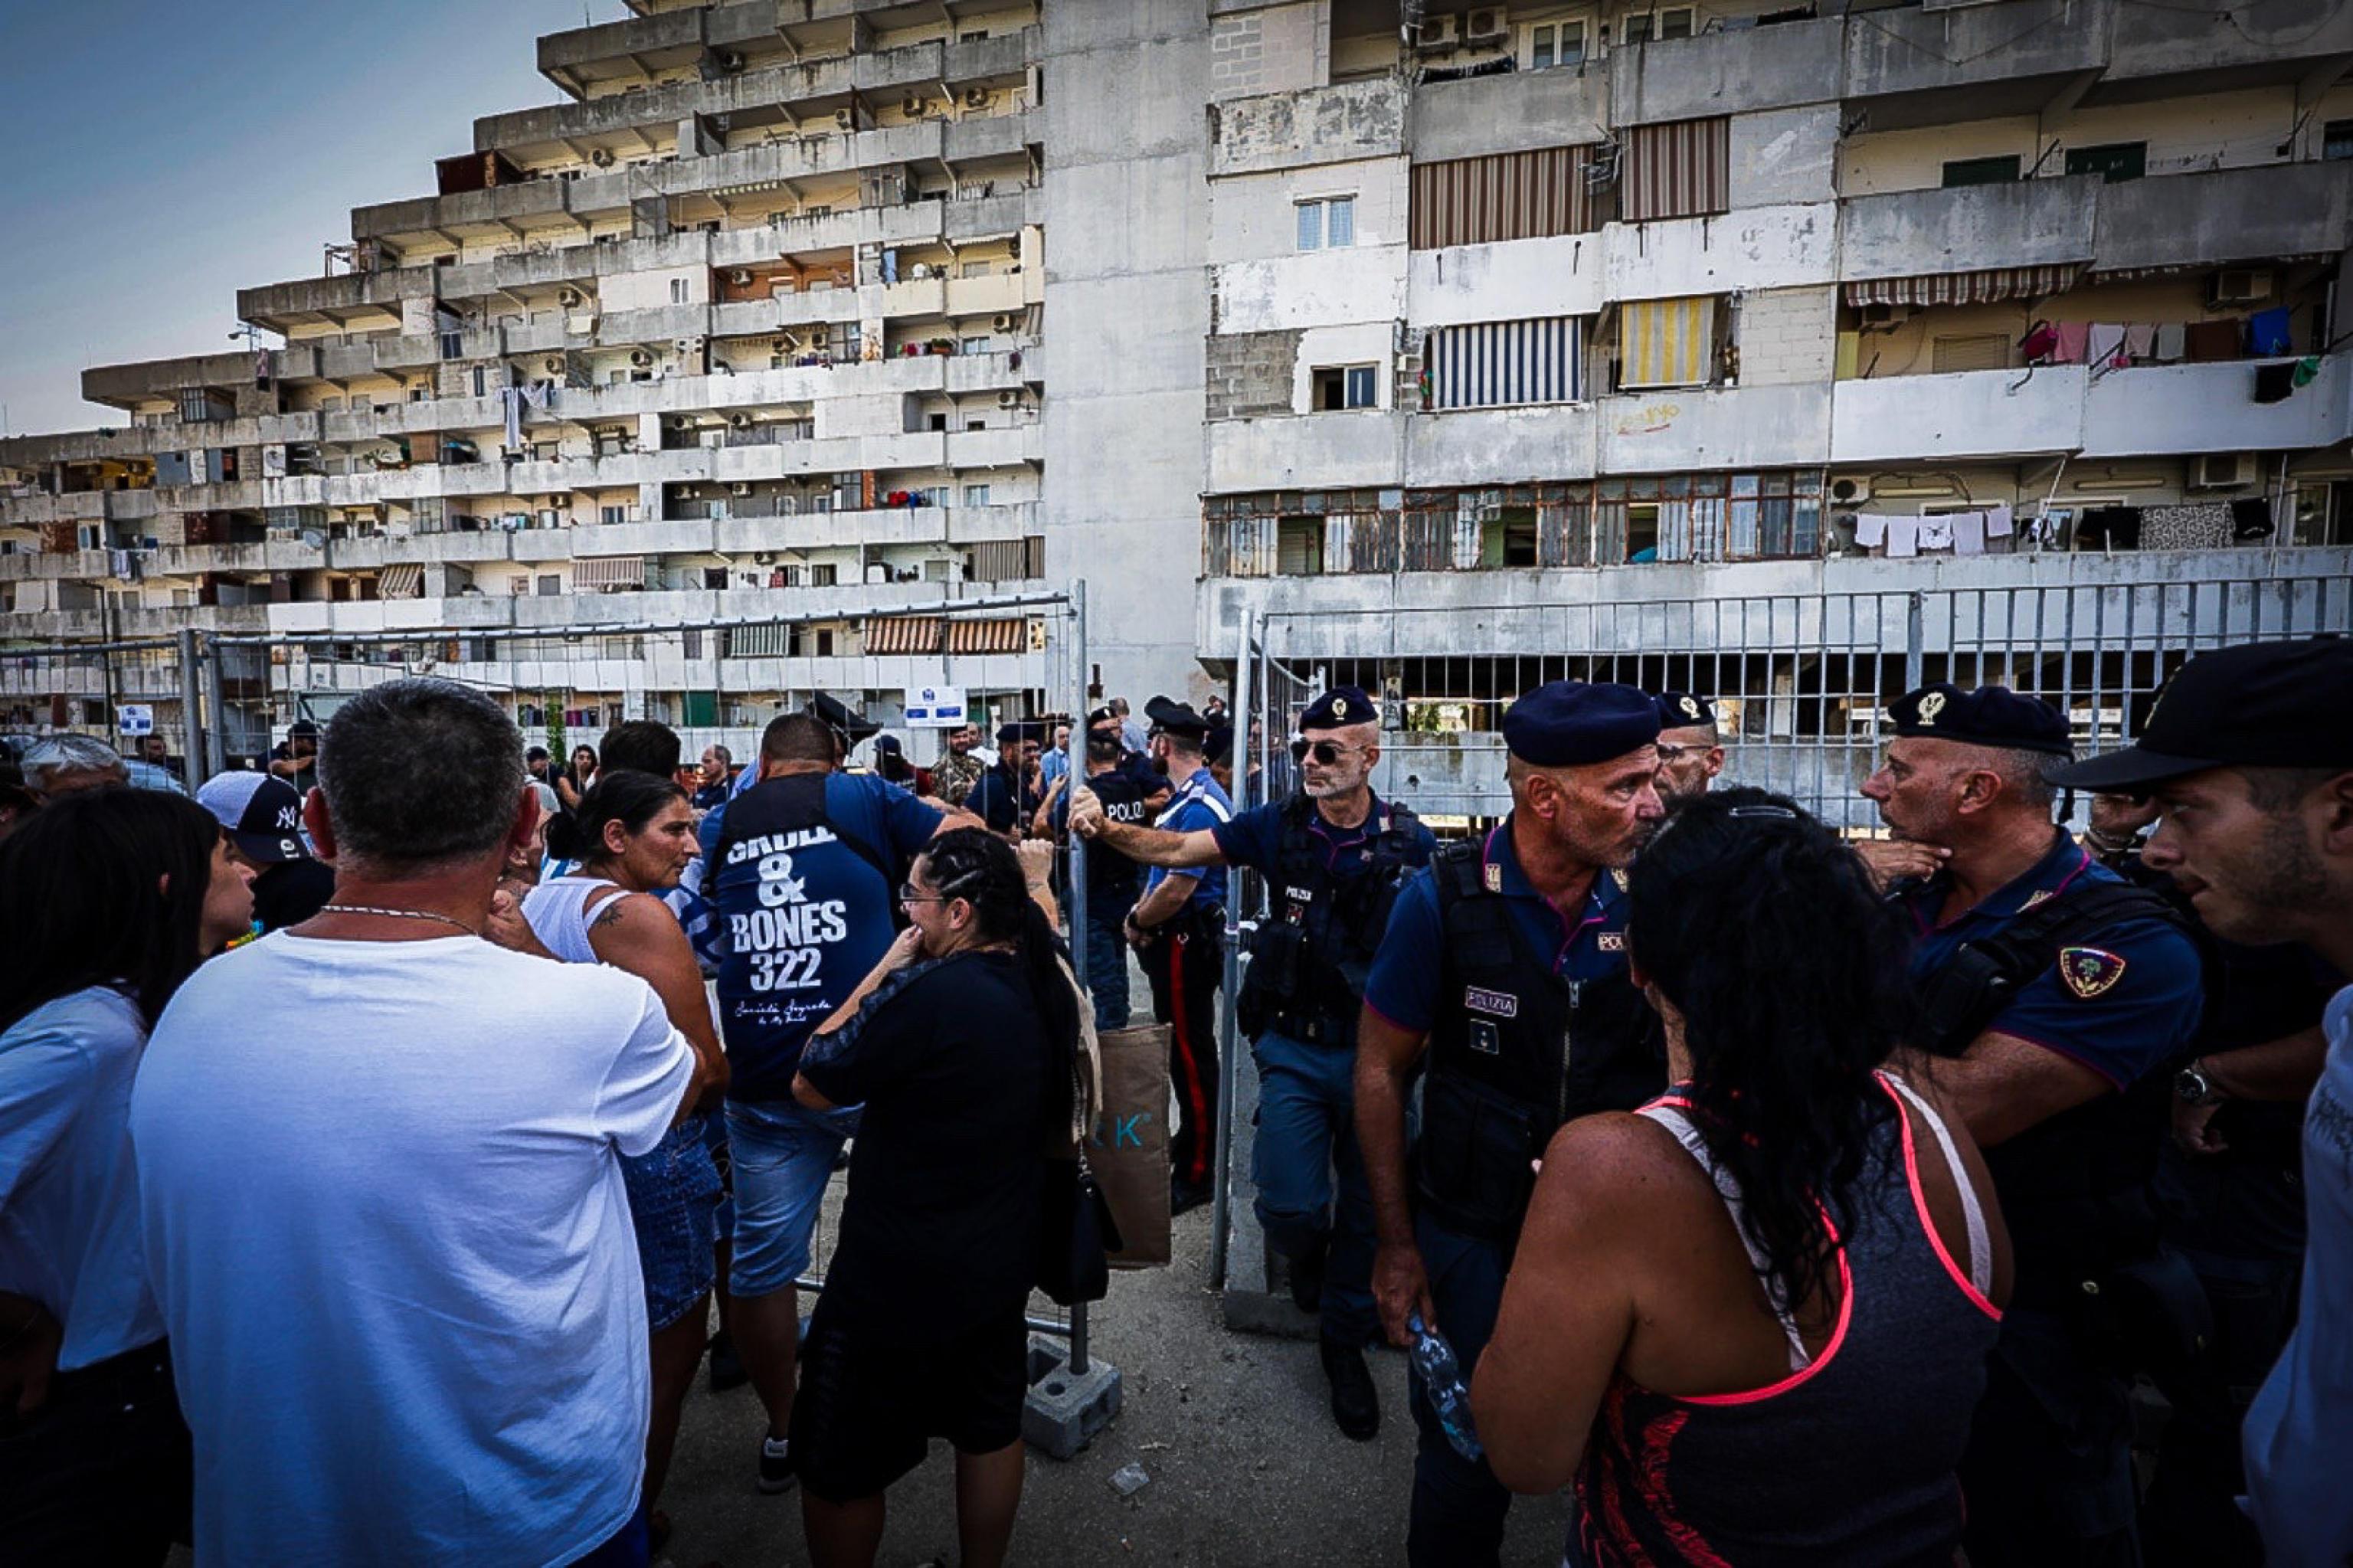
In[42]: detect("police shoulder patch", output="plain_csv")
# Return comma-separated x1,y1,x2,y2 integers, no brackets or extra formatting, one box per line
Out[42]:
2058,947,2128,1000
1598,931,1626,953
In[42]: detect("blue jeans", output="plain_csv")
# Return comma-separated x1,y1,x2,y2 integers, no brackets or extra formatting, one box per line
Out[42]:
620,1115,724,1331
725,1097,862,1298
1084,885,1137,1034
1251,1029,1376,1347
1406,1214,1513,1568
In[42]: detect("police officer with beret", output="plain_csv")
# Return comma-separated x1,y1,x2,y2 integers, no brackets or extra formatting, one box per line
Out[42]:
1864,682,2205,1567
1073,686,1437,1439
1650,691,1726,804
1356,679,1667,1566
969,720,1045,838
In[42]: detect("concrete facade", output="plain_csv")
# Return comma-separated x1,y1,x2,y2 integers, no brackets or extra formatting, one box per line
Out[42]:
5,0,2352,752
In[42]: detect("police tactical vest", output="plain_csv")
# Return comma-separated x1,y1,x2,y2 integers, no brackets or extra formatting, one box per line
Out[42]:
1082,770,1151,895
712,773,902,1103
1910,877,2191,1299
1416,838,1662,1247
1238,794,1422,1047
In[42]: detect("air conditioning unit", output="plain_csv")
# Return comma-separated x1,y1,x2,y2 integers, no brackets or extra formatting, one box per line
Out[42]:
538,355,562,375
590,147,616,168
631,349,655,367
713,49,746,73
728,411,753,429
902,97,931,117
2209,269,2273,306
728,268,753,286
833,108,856,129
992,312,1016,331
556,286,584,307
867,565,890,584
2189,453,2255,490
1414,14,1461,49
964,87,992,109
731,482,753,497
998,390,1019,408
1465,7,1510,40
1828,476,1873,507
1859,301,1910,327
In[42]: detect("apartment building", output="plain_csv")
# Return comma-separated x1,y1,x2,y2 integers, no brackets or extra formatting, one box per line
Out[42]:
0,1,1051,754
4,0,2351,768
1160,0,2353,799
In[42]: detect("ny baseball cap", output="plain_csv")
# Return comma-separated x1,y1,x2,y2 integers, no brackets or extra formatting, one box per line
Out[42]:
195,771,313,863
2050,637,2353,793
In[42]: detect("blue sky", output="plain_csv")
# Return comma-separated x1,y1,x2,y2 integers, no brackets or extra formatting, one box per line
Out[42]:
0,0,609,437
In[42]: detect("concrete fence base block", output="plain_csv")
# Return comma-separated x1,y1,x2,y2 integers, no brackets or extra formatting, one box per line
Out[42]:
1023,1337,1123,1460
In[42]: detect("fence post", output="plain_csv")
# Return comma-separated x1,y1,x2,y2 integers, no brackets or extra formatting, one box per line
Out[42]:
177,628,208,791
202,635,230,779
1904,591,1926,694
1065,581,1091,1377
1209,609,1256,1291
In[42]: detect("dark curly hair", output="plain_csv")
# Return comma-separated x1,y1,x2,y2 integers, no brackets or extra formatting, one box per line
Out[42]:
1627,787,1916,1317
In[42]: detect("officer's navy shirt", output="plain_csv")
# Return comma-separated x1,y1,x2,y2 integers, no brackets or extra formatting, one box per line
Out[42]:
699,771,942,1100
1210,791,1437,885
1893,829,2202,1088
1363,815,1631,1036
1144,767,1232,912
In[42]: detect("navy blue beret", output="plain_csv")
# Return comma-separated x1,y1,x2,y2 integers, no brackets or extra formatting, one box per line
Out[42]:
1501,681,1661,768
1144,695,1213,738
1887,683,2073,757
1654,691,1717,731
996,720,1047,746
1300,686,1379,732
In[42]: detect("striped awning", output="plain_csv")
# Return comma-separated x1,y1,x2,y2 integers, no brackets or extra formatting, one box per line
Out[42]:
1428,318,1584,409
1843,264,2081,308
572,555,646,591
378,563,425,599
1410,146,1596,250
1618,296,1715,389
1619,118,1730,224
862,615,1030,656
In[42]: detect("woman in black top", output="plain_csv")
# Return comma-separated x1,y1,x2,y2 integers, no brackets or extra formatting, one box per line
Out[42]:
791,828,1075,1568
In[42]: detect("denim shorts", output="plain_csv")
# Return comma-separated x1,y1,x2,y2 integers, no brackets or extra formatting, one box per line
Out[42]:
725,1096,862,1298
620,1114,725,1331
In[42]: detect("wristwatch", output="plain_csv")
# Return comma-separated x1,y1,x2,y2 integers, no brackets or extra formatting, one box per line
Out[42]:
2175,1061,2219,1105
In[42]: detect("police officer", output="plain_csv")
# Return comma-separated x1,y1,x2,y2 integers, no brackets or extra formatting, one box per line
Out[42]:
803,691,881,768
1116,696,1233,1216
1073,686,1437,1439
1650,690,1725,804
969,720,1045,838
699,709,970,1491
1356,680,1666,1566
1864,683,2205,1567
1052,705,1158,1033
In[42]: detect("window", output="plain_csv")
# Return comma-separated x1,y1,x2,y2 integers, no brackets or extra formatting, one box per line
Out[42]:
961,336,990,355
928,412,950,431
1625,503,1662,561
963,483,992,506
2064,142,2146,183
1296,196,1356,251
1523,18,1586,68
600,504,630,525
472,367,487,398
816,629,836,656
1276,516,1325,574
537,574,561,596
811,563,838,587
440,332,462,359
1942,155,2021,188
1479,508,1540,567
1314,365,1380,411
1622,9,1690,41
1932,334,2011,374
961,261,992,278
2326,120,2353,160
669,277,689,305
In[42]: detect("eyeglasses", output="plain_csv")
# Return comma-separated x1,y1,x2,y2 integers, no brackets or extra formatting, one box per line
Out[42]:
1726,805,1798,821
1290,739,1364,766
898,882,944,905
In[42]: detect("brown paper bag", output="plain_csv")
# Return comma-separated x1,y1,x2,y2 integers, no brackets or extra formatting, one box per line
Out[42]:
1090,1024,1173,1268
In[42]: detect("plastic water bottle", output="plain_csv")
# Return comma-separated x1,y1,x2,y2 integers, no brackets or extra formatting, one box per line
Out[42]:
1409,1312,1484,1462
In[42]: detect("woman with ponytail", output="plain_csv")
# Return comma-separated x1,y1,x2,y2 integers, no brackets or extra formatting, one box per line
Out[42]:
788,827,1073,1568
1471,788,2014,1566
517,769,727,1550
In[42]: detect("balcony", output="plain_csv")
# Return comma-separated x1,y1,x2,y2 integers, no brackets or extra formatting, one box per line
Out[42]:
1210,77,1407,178
1412,61,1611,164
1608,15,1846,126
1831,366,2090,464
1410,233,1606,328
1605,203,1838,300
1840,175,2101,283
1209,411,1403,493
1842,0,2113,129
1601,383,1833,473
2082,354,2351,458
1407,405,1598,486
2092,162,2353,275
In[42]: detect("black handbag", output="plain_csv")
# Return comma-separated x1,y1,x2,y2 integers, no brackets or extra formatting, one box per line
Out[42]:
1036,1061,1123,1306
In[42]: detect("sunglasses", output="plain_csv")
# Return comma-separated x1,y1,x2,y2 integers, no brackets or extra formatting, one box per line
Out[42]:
1290,739,1363,766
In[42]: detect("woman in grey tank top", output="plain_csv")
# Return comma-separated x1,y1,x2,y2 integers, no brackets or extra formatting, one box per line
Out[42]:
1471,788,2011,1566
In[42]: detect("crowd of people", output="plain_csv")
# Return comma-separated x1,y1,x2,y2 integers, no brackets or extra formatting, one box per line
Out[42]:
0,634,2348,1568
